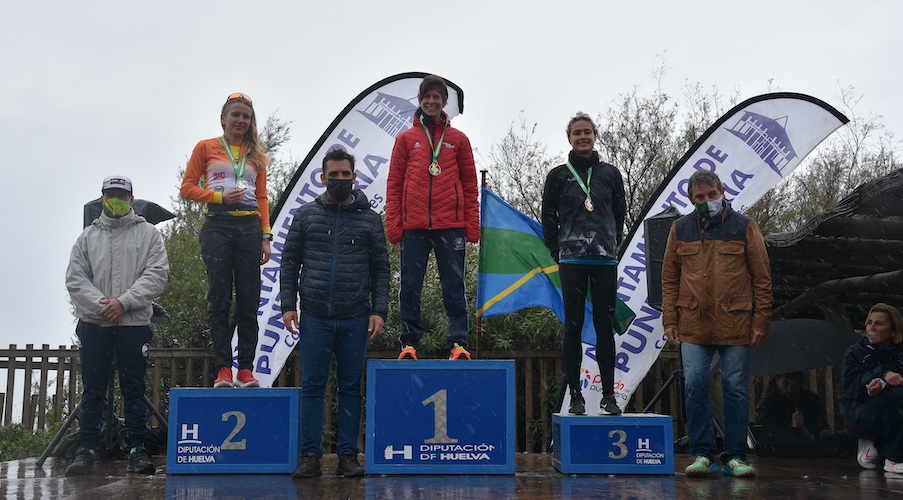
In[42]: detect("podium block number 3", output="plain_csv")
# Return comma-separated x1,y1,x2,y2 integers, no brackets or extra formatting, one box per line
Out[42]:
221,411,248,450
422,389,458,444
608,429,627,459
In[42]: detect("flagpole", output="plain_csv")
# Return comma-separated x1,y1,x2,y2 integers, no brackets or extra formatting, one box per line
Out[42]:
476,169,488,360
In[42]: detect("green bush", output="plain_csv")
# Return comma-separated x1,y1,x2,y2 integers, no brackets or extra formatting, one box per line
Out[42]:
0,422,63,461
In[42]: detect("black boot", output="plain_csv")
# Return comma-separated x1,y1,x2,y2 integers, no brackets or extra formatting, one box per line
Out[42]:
336,452,365,477
568,390,586,415
65,447,95,476
128,446,156,474
292,454,322,478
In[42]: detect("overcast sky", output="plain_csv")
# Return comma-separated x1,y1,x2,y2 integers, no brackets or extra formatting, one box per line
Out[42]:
2,1,901,351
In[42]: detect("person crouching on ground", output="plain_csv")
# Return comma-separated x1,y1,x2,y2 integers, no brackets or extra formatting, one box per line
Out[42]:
840,303,903,473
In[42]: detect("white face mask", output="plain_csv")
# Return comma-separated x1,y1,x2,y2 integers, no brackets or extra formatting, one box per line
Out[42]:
694,195,724,218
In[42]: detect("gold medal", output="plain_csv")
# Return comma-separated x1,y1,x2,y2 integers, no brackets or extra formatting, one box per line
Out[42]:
429,161,442,176
584,198,594,212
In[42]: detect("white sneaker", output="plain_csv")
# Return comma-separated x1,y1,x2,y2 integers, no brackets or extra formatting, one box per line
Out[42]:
858,439,878,469
885,459,903,474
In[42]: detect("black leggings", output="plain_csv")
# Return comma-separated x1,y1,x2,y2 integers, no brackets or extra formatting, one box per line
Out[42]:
559,263,617,396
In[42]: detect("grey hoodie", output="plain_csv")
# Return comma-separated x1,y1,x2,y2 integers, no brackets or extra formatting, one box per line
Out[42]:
66,209,169,327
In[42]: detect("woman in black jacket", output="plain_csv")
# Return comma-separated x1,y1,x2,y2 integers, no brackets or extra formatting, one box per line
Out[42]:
541,112,625,416
840,303,903,473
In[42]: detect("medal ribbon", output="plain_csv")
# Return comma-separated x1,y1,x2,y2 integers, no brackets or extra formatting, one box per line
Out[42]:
565,161,593,202
219,136,247,184
419,115,447,166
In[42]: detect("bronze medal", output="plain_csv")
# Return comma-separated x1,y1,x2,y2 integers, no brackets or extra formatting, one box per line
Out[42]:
429,161,442,176
584,198,594,212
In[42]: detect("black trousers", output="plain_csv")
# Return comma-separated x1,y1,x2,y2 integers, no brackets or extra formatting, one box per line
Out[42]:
76,320,151,448
199,215,261,371
559,263,617,397
844,386,903,462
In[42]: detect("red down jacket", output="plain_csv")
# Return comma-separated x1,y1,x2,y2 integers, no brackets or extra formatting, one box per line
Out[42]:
385,110,480,244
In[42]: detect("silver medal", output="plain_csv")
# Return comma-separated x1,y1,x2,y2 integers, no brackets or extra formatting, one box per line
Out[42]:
584,198,594,212
236,179,248,190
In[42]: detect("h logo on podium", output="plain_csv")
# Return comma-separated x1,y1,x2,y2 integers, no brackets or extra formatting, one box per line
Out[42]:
384,445,413,460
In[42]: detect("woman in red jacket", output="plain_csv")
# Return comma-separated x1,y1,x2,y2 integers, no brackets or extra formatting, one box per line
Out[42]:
385,75,479,360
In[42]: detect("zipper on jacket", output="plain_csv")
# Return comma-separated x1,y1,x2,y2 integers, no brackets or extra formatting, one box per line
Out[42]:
328,208,341,317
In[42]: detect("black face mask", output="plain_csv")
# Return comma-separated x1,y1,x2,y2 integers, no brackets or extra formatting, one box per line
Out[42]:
326,178,354,202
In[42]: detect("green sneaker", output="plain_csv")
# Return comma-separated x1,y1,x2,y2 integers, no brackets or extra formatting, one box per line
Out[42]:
722,457,757,477
685,456,718,477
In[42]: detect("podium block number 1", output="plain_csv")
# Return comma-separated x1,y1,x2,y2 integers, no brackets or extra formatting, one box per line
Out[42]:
423,389,458,444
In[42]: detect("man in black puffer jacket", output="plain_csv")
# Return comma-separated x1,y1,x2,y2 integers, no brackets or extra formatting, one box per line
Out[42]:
280,148,390,479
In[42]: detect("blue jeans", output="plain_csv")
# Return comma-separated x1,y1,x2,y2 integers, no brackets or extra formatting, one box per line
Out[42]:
399,229,468,349
75,320,152,449
299,314,369,457
681,342,750,464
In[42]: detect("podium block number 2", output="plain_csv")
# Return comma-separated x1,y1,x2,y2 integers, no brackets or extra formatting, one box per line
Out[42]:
422,389,458,444
221,410,248,450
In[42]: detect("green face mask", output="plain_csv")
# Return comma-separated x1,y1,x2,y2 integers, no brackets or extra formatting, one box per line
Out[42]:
102,197,131,218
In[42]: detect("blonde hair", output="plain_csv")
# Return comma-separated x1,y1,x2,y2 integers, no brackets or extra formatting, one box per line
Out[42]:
221,96,267,169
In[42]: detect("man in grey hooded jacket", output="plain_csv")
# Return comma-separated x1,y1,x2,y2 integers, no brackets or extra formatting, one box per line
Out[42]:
64,175,169,476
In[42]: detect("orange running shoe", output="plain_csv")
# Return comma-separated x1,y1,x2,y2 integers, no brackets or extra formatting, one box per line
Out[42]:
398,345,417,360
234,368,260,388
213,367,233,388
449,343,471,360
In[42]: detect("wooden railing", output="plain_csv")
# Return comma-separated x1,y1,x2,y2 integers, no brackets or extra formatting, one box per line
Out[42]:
0,344,844,453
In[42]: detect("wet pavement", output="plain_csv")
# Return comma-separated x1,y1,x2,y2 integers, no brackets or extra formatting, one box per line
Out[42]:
3,453,903,499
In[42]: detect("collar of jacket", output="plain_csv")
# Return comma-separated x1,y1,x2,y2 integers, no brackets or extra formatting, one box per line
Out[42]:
317,190,369,211
567,150,600,170
415,108,450,129
98,209,140,229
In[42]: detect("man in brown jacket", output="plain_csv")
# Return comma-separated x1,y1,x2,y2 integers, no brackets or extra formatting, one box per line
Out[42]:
662,170,772,478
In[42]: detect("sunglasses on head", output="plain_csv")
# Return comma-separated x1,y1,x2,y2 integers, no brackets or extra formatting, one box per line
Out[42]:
226,92,253,105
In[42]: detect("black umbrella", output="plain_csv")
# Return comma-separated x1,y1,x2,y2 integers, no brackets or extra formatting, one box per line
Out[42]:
83,198,176,228
749,318,861,376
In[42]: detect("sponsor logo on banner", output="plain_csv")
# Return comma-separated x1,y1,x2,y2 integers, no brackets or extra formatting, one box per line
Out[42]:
564,94,848,414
